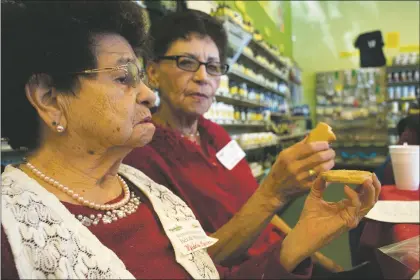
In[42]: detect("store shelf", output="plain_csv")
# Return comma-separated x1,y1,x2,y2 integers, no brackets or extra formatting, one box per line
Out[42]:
254,168,270,180
215,94,267,108
213,120,266,127
250,39,288,68
243,142,278,151
219,16,253,66
240,51,288,83
290,116,310,121
332,143,389,148
1,141,27,153
270,112,287,118
387,81,420,86
277,131,310,141
229,68,284,96
387,65,419,72
1,142,13,152
386,98,418,103
316,103,356,108
334,157,387,170
270,113,309,121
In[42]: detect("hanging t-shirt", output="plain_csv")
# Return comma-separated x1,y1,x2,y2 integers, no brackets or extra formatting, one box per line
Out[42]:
354,30,386,68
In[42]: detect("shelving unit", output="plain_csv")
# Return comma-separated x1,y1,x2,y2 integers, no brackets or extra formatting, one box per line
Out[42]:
243,142,278,151
1,139,27,167
249,39,289,68
240,51,288,83
385,63,419,145
215,94,268,108
229,68,284,96
315,68,389,171
214,120,266,127
211,7,309,181
277,130,309,141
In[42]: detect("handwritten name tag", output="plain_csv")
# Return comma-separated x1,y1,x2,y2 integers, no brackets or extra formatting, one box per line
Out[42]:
165,220,218,255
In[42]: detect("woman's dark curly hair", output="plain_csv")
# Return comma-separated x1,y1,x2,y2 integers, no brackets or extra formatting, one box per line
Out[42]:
149,9,228,63
1,1,150,150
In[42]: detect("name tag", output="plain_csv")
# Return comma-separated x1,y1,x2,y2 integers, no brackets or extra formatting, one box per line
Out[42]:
166,220,218,255
216,140,246,170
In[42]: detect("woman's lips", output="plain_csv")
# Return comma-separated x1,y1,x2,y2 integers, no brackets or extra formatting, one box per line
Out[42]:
138,116,152,124
187,93,209,100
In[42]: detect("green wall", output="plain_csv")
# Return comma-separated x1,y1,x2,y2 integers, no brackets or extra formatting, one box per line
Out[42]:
291,1,420,122
280,1,420,270
216,1,293,58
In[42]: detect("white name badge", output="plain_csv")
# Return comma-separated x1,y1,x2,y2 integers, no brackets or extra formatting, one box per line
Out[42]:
165,220,218,256
216,140,246,170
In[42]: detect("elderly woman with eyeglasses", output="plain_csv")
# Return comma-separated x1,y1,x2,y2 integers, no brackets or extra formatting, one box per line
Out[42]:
2,2,379,279
124,9,381,275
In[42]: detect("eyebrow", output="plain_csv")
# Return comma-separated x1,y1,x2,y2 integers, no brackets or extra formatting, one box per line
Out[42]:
179,52,220,62
115,56,137,66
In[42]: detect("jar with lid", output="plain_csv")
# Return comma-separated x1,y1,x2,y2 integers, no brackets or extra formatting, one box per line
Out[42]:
230,82,238,96
395,86,402,99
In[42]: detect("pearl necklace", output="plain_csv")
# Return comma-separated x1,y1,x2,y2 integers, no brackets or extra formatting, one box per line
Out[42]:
74,190,141,226
26,162,130,211
26,162,142,226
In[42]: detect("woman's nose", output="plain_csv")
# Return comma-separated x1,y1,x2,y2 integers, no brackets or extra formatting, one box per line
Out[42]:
136,83,156,108
193,65,209,83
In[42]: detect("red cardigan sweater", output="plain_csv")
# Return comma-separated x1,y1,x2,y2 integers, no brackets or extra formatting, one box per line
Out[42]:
124,117,306,270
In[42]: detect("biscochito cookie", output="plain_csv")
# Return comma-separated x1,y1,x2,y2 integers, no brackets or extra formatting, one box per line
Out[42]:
321,170,372,185
306,122,337,143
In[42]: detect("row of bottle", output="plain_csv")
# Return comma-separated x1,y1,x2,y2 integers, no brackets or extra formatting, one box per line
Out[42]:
387,86,419,100
393,53,419,66
204,102,268,122
231,63,284,92
218,76,290,112
387,69,420,84
231,132,278,149
318,69,382,90
291,105,310,116
389,101,414,115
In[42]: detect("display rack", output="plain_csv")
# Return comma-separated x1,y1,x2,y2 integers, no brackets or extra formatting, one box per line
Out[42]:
210,8,309,181
315,68,389,171
385,63,420,144
1,139,27,167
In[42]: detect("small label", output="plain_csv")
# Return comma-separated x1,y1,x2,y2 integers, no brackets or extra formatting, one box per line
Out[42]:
165,220,218,255
216,140,246,170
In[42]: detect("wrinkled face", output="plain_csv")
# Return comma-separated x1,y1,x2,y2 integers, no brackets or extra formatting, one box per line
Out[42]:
62,34,156,151
150,34,221,117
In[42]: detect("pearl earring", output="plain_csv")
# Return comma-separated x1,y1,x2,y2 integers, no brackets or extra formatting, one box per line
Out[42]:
56,125,65,133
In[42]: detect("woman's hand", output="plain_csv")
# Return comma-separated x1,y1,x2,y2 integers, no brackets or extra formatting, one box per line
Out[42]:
260,138,335,206
279,174,381,271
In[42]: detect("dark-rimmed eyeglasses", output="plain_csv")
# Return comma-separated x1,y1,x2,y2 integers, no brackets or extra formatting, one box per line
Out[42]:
157,55,229,76
75,62,146,88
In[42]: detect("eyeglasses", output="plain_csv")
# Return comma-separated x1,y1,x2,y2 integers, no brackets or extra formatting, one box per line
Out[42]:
76,62,146,88
158,55,229,76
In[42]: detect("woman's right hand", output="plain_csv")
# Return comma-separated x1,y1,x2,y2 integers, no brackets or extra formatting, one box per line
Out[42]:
260,138,335,206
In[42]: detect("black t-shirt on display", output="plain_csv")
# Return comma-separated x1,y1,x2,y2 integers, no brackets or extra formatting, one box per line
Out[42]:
354,30,386,68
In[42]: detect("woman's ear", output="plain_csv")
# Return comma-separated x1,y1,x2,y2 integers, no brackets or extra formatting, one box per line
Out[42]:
146,62,160,90
25,74,68,132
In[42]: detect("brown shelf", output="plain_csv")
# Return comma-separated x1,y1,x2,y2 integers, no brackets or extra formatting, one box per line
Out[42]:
215,94,267,108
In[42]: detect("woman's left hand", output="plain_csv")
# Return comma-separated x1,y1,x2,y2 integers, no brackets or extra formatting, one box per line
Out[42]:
279,173,381,271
